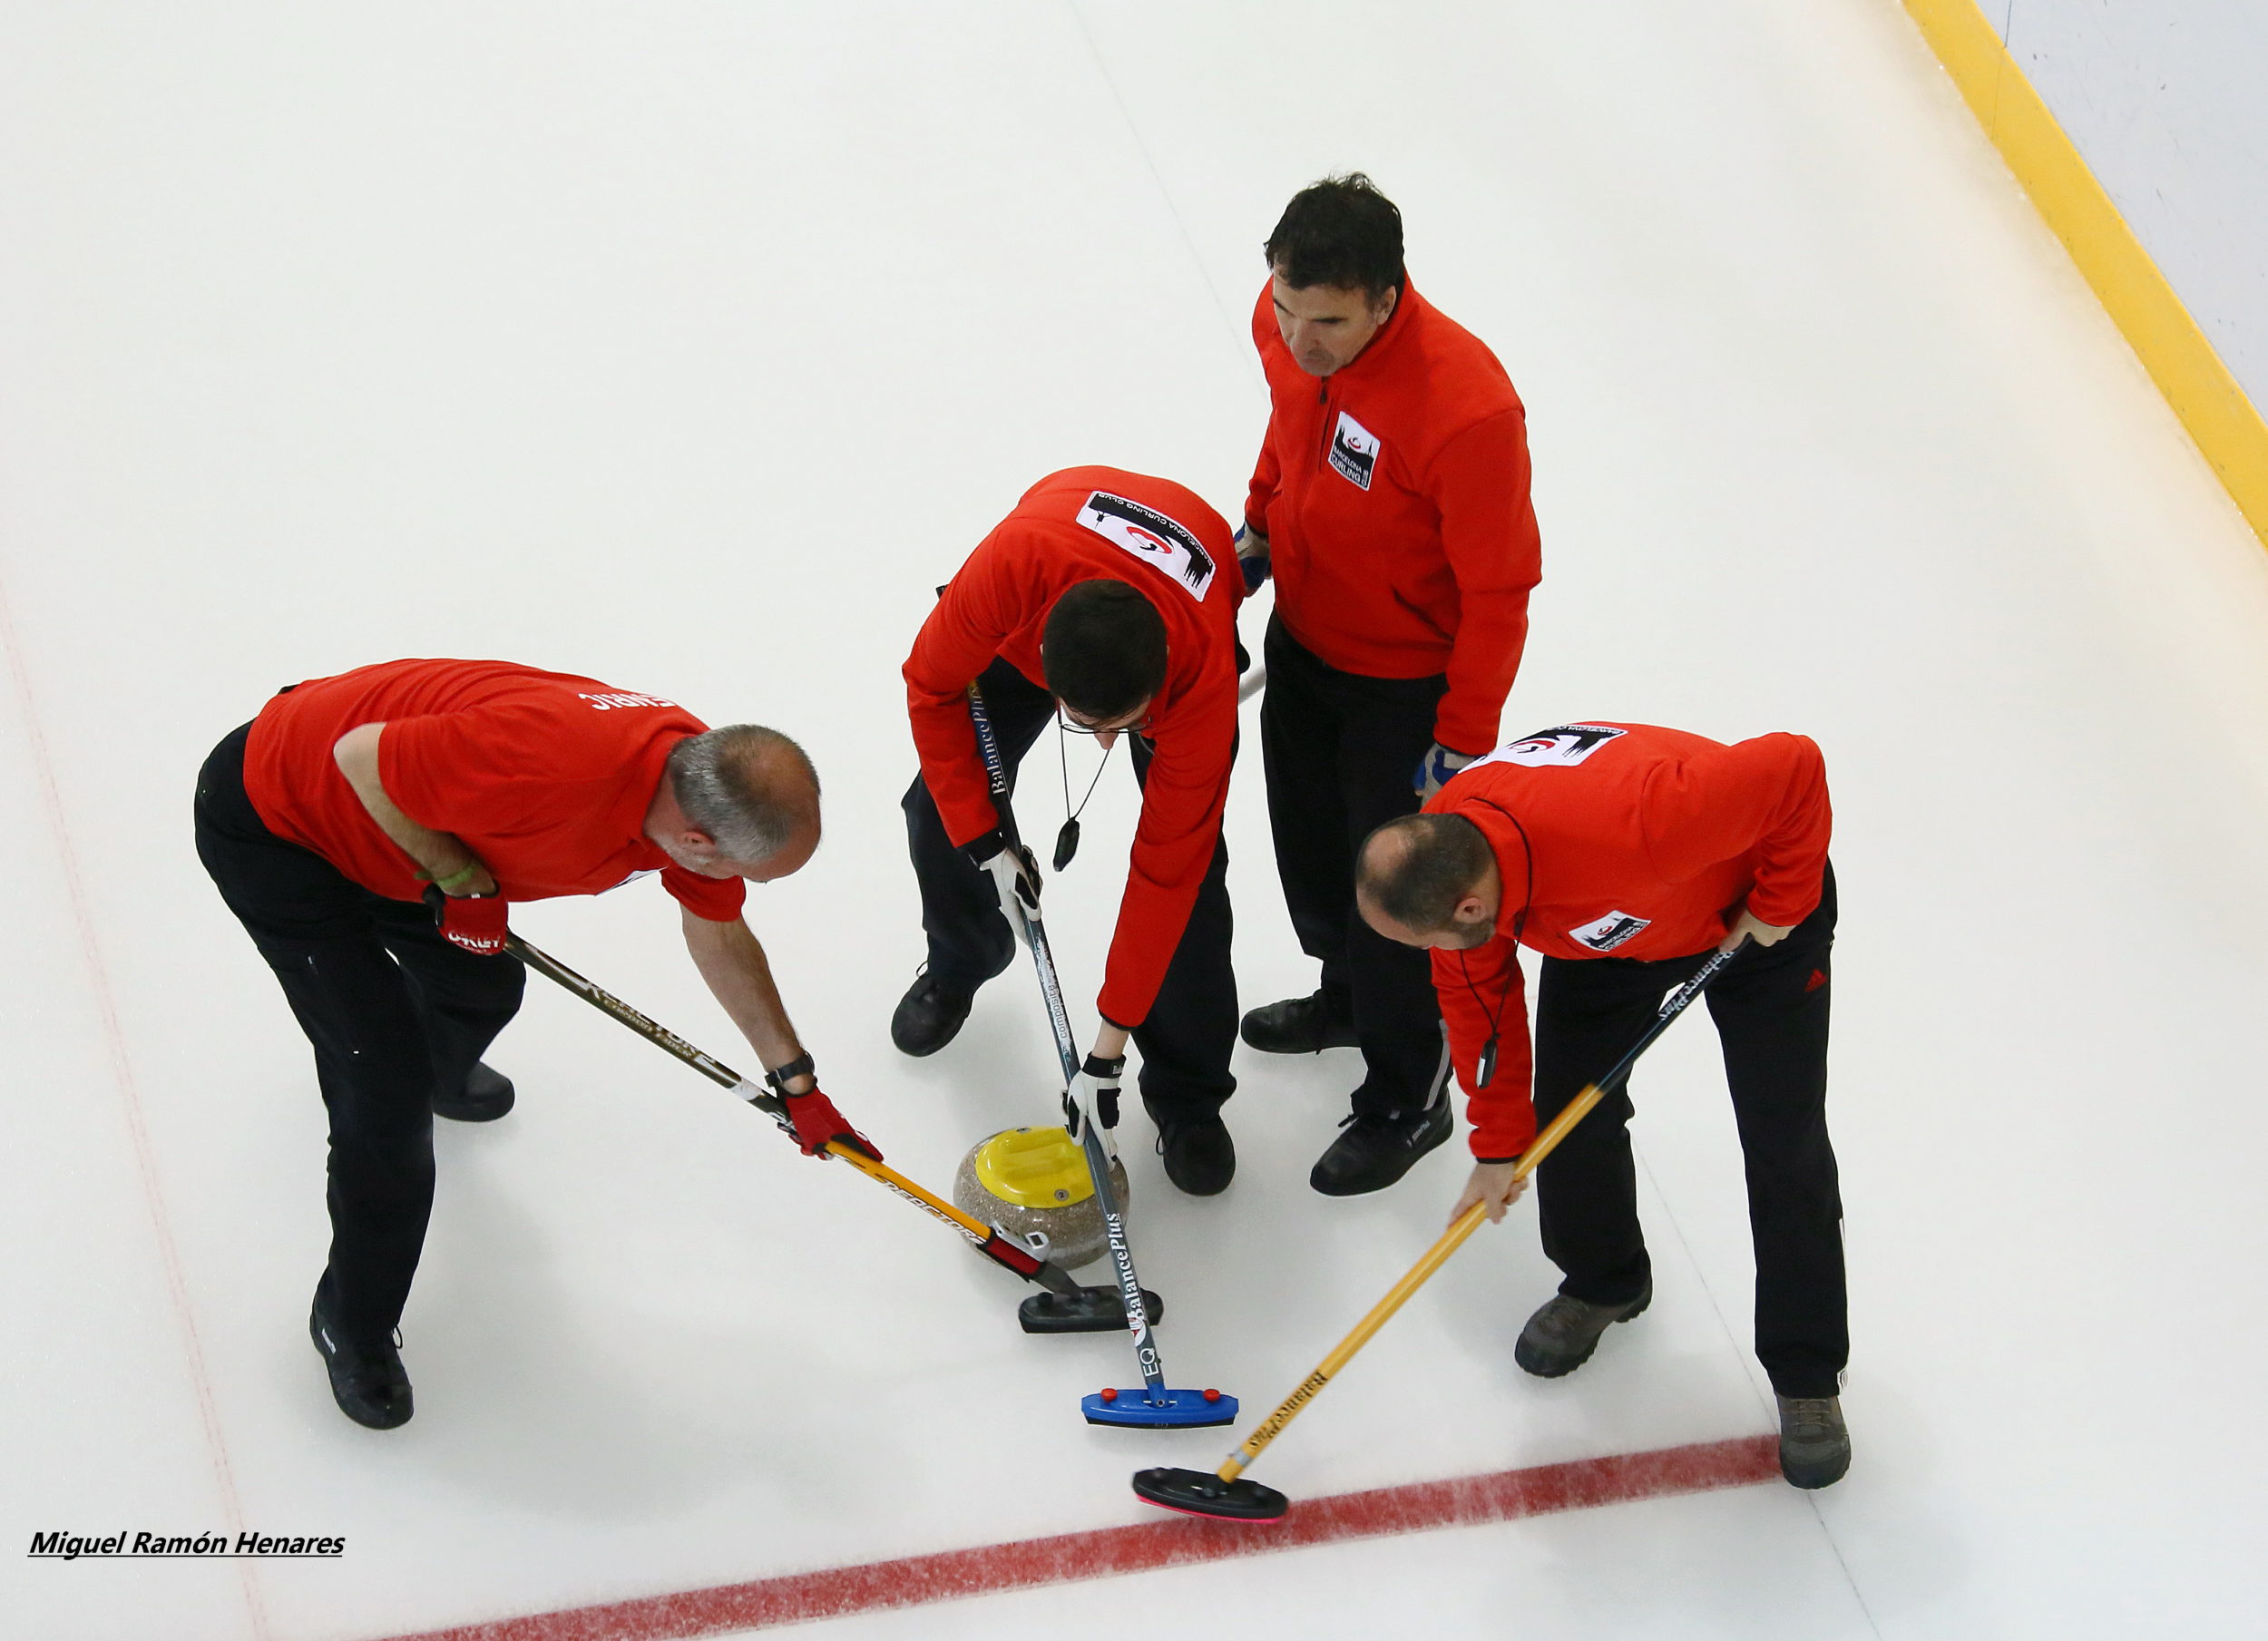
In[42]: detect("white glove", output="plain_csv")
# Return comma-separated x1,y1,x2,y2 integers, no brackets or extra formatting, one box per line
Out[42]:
1413,742,1478,800
1064,1052,1125,1134
977,844,1041,933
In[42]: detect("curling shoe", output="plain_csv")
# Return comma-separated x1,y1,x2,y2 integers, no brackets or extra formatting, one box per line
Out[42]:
1776,1394,1851,1489
308,1281,413,1431
1155,1114,1236,1197
1513,1281,1652,1378
1239,990,1357,1054
891,967,973,1057
1308,1095,1453,1197
433,1061,513,1123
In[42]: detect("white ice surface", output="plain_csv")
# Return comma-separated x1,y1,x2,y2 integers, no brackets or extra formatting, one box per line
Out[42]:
5,3,2268,1638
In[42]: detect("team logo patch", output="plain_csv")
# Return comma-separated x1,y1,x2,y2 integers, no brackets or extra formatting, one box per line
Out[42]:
1477,724,1629,769
1327,411,1380,490
1569,910,1650,952
1074,491,1216,601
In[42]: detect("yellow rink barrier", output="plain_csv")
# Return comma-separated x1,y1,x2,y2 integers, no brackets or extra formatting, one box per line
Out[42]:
1899,0,2268,549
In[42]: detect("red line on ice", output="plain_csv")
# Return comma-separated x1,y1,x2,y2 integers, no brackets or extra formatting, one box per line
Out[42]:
377,1433,1778,1640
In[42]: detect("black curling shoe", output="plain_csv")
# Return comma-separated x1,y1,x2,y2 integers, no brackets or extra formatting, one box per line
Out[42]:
1239,990,1357,1054
308,1283,413,1431
891,968,974,1057
1309,1097,1453,1196
434,1061,513,1122
1155,1115,1236,1197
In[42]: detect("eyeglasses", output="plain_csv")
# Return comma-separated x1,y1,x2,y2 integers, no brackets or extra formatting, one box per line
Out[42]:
1058,707,1150,737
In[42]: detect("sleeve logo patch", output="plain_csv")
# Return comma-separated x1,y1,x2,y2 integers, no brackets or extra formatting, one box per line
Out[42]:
1327,412,1380,490
1478,724,1628,768
1568,910,1650,952
1074,491,1216,601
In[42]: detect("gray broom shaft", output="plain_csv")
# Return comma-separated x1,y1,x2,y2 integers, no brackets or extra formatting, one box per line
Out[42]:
967,680,1168,1386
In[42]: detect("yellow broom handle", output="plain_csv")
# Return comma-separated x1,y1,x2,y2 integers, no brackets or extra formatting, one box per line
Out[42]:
1217,1079,1611,1481
823,1141,996,1243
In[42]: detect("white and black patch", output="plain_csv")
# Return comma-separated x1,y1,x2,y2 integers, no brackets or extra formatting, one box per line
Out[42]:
1568,910,1650,952
1074,491,1216,601
1478,724,1628,769
1327,411,1381,490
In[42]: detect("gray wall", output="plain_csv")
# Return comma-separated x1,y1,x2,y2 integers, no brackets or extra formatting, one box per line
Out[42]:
1988,4,2268,415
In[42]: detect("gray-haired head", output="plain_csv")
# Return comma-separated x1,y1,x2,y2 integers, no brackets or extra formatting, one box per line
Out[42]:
664,725,821,866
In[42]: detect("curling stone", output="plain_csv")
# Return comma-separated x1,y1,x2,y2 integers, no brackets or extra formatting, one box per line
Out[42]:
952,1126,1126,1271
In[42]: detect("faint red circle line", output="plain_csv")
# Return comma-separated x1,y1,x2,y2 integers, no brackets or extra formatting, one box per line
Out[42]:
376,1433,1779,1641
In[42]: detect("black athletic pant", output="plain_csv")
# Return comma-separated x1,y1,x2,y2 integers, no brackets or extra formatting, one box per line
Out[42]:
899,658,1237,1124
1259,614,1448,1114
194,721,524,1351
1531,865,1845,1398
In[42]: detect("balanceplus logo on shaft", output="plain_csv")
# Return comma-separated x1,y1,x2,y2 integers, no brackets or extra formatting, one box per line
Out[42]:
29,1529,345,1559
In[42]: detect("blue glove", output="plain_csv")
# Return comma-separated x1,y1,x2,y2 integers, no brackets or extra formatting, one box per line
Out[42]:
1413,742,1477,800
1236,525,1270,594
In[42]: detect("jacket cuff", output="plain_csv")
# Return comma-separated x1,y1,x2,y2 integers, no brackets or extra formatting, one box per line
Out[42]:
961,828,1006,867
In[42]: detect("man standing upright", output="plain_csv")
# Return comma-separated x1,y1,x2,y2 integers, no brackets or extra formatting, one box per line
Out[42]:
1239,173,1544,1195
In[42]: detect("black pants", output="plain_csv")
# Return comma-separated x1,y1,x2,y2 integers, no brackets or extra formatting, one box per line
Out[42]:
899,658,1237,1123
1531,866,1845,1398
1259,614,1448,1113
194,722,523,1351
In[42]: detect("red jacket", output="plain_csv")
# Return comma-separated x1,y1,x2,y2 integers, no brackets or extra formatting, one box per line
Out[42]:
243,658,748,922
1424,723,1831,1159
904,468,1242,1028
1246,278,1541,755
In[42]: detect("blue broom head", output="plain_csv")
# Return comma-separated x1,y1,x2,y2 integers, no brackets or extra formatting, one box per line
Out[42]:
1082,1386,1238,1429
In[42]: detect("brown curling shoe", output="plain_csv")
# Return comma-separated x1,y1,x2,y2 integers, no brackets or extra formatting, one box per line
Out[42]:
1512,1281,1652,1377
1776,1394,1852,1489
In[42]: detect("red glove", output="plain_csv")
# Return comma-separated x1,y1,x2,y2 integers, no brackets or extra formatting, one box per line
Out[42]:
424,884,509,956
781,1085,882,1162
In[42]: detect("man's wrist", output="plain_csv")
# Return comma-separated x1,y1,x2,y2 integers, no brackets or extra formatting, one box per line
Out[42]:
427,861,488,894
765,1051,816,1098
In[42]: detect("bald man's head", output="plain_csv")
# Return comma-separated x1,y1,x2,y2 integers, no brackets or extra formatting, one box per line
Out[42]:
1356,813,1500,950
664,725,821,877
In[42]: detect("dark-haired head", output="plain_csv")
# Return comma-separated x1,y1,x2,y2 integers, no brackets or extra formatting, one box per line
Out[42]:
1041,580,1167,723
1265,172,1406,302
1265,173,1407,376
